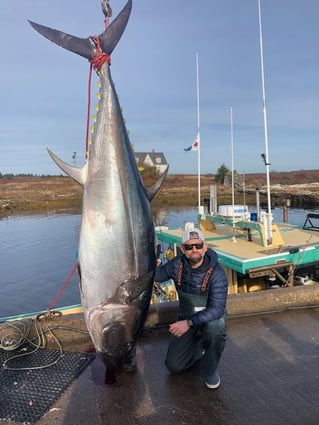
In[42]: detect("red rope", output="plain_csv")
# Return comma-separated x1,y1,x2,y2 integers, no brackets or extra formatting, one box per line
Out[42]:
84,35,111,155
84,3,111,156
89,35,111,71
49,262,78,310
85,65,93,156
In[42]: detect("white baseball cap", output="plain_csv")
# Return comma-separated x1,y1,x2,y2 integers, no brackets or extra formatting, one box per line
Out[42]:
181,228,205,244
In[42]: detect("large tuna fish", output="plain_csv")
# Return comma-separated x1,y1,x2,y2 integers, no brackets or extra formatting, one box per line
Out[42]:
29,0,168,381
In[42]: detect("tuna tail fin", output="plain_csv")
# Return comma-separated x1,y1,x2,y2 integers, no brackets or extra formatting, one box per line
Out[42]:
47,149,87,186
28,0,132,60
146,166,169,202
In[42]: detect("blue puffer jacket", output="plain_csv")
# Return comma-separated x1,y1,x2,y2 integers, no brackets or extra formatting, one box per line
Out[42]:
155,248,228,327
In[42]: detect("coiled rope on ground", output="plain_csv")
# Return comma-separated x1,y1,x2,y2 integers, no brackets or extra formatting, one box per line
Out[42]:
0,311,90,371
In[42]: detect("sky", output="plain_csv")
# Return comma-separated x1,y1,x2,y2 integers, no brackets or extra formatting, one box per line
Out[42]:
1,0,318,176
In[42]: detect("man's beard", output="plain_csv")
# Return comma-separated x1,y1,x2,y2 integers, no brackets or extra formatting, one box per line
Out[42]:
186,253,204,265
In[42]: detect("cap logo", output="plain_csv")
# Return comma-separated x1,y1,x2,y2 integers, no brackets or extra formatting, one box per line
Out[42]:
181,227,205,243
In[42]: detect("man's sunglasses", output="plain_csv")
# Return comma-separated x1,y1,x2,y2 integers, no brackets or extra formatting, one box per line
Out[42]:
183,242,204,251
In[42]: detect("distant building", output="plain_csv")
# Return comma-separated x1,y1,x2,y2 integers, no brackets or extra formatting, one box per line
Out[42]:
134,150,168,173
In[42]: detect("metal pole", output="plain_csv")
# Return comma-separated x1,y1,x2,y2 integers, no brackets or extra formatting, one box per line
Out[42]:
196,52,201,213
258,0,272,245
230,106,236,241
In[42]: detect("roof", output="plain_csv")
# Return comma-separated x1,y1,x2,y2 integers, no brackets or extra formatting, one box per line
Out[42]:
135,151,168,166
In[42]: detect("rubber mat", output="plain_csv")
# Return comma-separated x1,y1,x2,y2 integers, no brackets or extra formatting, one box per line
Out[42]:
0,348,95,424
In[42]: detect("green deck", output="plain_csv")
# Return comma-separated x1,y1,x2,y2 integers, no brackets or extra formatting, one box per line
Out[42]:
156,218,319,276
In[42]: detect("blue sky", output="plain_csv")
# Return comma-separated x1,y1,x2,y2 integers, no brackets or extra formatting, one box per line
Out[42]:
1,0,318,176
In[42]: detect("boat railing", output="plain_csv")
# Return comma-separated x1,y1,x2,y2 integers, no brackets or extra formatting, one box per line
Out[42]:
303,213,319,231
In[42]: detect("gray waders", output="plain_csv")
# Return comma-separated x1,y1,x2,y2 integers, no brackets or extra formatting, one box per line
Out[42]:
165,292,226,378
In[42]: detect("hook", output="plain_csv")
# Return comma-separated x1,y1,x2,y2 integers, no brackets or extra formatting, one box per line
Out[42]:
101,0,113,18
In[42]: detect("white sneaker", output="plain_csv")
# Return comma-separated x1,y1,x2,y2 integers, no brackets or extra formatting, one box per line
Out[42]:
205,370,220,389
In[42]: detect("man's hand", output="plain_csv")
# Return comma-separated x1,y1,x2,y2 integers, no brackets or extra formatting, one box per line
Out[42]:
169,320,190,337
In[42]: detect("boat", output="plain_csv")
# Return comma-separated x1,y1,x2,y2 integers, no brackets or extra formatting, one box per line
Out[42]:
155,201,319,304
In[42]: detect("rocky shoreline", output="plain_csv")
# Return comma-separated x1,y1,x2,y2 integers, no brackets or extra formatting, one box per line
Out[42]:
1,173,319,218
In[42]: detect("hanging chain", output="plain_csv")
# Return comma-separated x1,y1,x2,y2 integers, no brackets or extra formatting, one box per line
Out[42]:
101,0,113,27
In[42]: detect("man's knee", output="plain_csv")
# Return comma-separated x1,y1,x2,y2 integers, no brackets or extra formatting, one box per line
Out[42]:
203,318,226,346
165,357,184,373
206,317,226,335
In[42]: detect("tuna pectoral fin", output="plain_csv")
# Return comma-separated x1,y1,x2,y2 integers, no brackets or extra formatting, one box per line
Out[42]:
146,165,169,202
47,148,87,186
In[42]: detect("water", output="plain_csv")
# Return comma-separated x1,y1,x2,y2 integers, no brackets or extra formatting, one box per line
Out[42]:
0,206,317,318
0,214,81,318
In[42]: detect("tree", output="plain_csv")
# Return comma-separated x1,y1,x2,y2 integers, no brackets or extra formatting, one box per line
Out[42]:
215,164,230,184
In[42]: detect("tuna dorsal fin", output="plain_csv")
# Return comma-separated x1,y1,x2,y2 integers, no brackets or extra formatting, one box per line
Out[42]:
28,0,132,60
47,149,87,186
146,166,169,202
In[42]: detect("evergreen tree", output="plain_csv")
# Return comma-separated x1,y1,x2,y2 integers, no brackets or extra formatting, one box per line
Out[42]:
215,164,230,184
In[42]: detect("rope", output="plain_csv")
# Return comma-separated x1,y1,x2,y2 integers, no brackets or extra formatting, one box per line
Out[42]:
85,65,93,156
85,41,110,153
49,262,78,310
84,2,112,155
0,315,90,371
89,35,111,71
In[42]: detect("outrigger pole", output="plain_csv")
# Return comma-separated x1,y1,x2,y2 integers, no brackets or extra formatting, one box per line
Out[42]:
196,52,202,213
258,0,273,245
230,105,237,242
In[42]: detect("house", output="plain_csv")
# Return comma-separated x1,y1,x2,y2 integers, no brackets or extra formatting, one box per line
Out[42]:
134,150,168,174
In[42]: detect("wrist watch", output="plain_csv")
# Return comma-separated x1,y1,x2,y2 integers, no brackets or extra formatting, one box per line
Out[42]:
187,319,194,328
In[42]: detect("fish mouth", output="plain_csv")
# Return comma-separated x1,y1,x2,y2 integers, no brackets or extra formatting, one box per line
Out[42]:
96,320,136,376
101,322,135,357
89,303,139,358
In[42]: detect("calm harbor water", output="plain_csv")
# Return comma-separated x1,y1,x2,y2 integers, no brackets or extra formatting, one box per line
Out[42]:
0,206,317,318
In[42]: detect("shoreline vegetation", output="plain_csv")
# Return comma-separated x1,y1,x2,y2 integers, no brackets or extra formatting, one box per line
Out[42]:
1,170,319,218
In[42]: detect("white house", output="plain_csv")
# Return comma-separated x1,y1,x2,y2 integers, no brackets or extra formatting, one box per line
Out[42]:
134,150,168,174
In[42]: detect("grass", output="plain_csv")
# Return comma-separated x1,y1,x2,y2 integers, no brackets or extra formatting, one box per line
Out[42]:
1,171,319,218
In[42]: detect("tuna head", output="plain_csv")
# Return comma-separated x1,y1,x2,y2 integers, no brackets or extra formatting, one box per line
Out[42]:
87,272,154,372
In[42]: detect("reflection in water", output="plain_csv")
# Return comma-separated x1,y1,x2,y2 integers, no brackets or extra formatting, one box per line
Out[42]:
0,207,314,318
152,206,197,229
0,214,81,317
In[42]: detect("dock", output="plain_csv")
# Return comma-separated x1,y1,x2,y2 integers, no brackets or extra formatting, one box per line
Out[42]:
1,305,319,425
